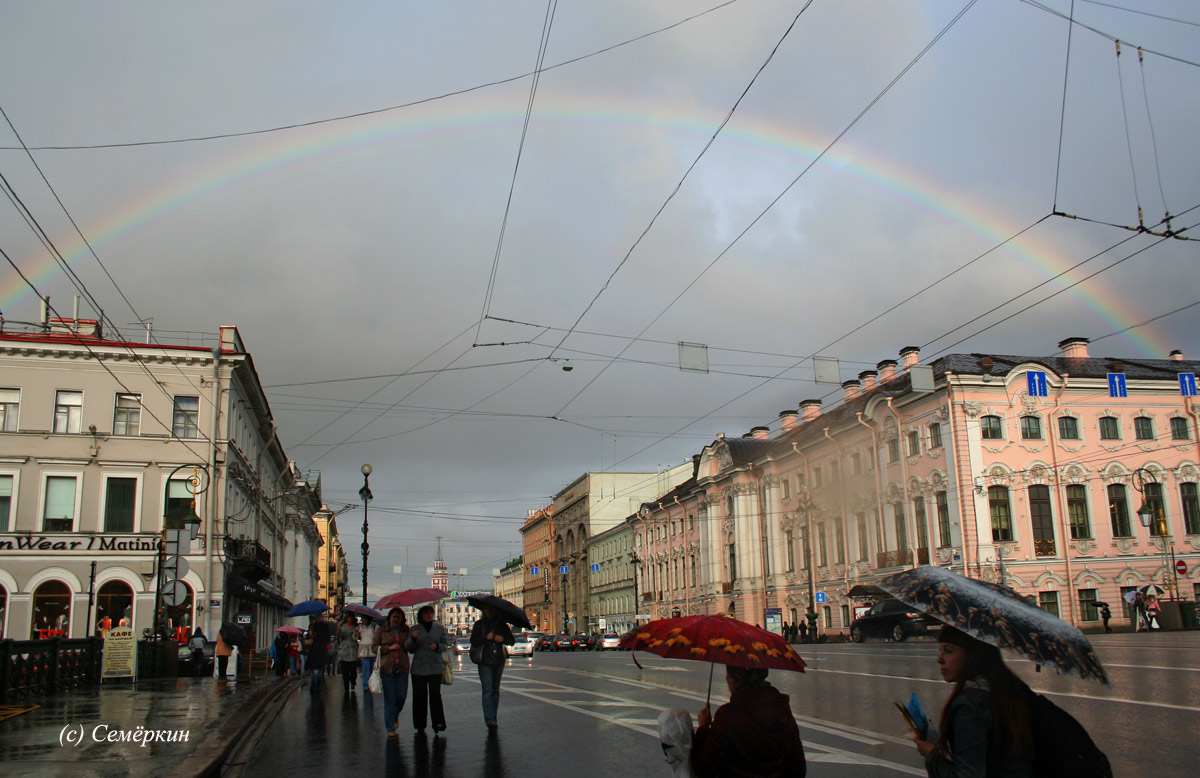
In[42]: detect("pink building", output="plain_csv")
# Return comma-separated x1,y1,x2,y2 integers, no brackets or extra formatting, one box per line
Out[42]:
634,339,1198,635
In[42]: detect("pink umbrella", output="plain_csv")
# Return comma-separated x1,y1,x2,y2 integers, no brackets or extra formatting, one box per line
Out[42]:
275,625,304,635
375,588,449,610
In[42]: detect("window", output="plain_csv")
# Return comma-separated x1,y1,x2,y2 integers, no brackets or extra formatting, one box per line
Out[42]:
1170,417,1190,440
1077,589,1099,622
981,415,1002,440
907,431,921,457
988,486,1013,542
816,523,827,567
1181,483,1200,535
936,491,952,547
913,497,929,550
841,604,850,628
1099,416,1119,440
1067,484,1091,539
785,530,795,572
812,467,822,488
1029,485,1055,555
688,513,695,530
172,396,200,438
829,460,839,483
887,439,900,463
1020,416,1042,440
113,394,141,436
0,474,12,532
166,478,195,520
850,452,862,475
780,479,790,500
835,522,845,564
1144,483,1166,536
0,388,19,431
103,477,137,532
823,606,832,628
53,390,83,434
1038,591,1059,618
1120,586,1138,620
727,544,737,581
1058,416,1080,440
1134,416,1154,440
928,423,942,449
32,580,71,639
1108,484,1132,537
43,476,78,532
893,504,907,550
857,513,869,560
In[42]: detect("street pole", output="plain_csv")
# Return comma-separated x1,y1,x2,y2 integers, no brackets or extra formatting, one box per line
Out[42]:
359,464,373,607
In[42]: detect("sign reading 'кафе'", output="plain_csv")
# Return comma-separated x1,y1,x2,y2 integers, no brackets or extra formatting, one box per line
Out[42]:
0,534,161,553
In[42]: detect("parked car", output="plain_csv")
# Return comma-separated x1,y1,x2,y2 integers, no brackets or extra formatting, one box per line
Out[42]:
553,634,576,651
571,634,594,650
520,631,544,647
596,633,621,650
535,634,558,651
849,599,938,643
455,636,472,655
509,635,534,657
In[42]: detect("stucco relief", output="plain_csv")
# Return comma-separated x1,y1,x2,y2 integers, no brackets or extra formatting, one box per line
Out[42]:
716,443,733,472
1062,464,1088,485
1070,539,1095,555
731,482,755,496
883,416,898,441
962,401,983,419
1114,538,1136,554
907,477,925,497
1177,464,1199,483
1187,536,1200,551
937,547,954,563
935,404,950,421
721,517,734,536
1020,395,1041,415
1102,464,1128,485
1023,464,1053,485
763,473,780,487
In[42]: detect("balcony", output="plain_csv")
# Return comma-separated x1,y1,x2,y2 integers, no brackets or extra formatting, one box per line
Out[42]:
1034,539,1056,557
876,550,914,569
226,537,271,582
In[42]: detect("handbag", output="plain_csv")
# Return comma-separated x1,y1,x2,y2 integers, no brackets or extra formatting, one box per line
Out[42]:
441,650,454,685
368,665,383,694
469,644,483,665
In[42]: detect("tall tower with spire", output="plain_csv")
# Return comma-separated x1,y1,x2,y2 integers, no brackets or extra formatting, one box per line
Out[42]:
431,536,449,592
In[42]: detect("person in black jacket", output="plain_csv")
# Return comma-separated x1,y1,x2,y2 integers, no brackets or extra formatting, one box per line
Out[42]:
470,605,515,729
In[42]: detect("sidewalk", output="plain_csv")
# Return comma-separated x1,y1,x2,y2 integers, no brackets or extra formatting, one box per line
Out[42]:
0,673,301,778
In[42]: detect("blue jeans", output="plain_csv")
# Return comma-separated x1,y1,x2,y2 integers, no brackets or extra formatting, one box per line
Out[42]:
478,662,504,724
361,655,375,682
381,671,409,733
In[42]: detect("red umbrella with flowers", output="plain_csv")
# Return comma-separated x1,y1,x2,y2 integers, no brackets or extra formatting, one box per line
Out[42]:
619,615,806,704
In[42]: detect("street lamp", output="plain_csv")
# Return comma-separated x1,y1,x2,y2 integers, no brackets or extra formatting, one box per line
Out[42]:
157,464,206,641
1132,468,1177,599
797,489,818,643
359,464,373,607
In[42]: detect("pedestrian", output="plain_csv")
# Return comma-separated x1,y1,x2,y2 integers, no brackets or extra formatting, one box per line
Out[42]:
781,621,790,643
338,614,360,692
470,604,515,729
305,612,332,688
358,617,379,683
287,635,301,675
189,628,207,677
690,665,807,777
1146,595,1161,630
215,626,233,679
272,631,290,677
798,620,808,643
373,608,411,737
405,604,449,734
1100,604,1112,634
912,625,1034,777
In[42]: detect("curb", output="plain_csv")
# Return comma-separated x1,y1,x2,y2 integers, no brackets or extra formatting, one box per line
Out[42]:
180,676,303,778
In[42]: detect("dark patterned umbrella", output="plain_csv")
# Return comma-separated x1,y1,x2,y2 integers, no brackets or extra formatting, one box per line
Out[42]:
466,594,533,630
875,566,1109,686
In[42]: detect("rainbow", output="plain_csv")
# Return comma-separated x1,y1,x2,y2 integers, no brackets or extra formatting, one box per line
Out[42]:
0,92,1170,357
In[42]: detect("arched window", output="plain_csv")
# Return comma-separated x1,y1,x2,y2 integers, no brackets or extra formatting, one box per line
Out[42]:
32,580,71,639
988,486,1012,542
981,415,1003,440
96,580,134,636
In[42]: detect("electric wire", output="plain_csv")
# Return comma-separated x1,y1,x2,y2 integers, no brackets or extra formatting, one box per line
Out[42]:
1019,0,1200,68
1089,299,1200,344
1052,0,1076,213
1078,0,1200,29
1114,41,1146,222
1137,47,1171,221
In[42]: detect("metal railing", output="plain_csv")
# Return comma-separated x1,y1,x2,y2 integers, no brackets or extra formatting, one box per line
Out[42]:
0,637,103,704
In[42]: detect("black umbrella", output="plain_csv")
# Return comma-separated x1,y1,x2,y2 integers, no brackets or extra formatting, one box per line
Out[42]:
219,622,249,649
467,594,533,630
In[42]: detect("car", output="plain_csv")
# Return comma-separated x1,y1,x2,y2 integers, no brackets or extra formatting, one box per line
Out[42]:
849,599,938,643
455,636,472,655
553,634,576,651
509,635,534,657
596,633,621,650
571,634,593,650
521,631,544,648
535,634,557,651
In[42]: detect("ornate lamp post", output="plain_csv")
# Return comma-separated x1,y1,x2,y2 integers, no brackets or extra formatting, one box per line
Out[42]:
1132,468,1177,599
156,465,206,640
359,464,373,607
797,489,818,643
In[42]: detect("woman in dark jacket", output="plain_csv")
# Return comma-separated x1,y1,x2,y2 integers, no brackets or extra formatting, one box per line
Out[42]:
469,605,515,728
691,665,806,777
913,625,1034,777
405,604,449,734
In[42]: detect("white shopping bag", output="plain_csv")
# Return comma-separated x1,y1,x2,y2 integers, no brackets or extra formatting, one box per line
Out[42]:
658,708,698,777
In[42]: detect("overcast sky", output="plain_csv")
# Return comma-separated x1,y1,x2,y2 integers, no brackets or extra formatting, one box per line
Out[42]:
2,1,1197,598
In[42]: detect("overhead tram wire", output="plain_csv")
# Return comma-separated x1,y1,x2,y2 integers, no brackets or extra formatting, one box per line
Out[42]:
1051,0,1076,213
1137,46,1173,226
543,0,816,370
0,1,744,152
1089,298,1200,344
1114,41,1147,227
1018,0,1200,68
553,0,981,419
475,0,558,346
1079,0,1200,28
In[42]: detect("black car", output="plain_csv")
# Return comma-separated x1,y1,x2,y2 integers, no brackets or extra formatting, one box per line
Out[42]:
535,634,558,651
553,634,576,651
850,599,938,643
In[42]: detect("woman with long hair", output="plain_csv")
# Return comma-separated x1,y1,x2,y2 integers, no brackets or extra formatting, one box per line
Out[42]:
372,608,411,737
914,625,1034,777
405,604,449,734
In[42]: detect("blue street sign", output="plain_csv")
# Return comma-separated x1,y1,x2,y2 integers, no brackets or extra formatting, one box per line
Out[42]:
1181,373,1197,397
815,591,827,604
1026,371,1048,397
591,563,599,572
1107,372,1127,398
560,565,569,574
530,566,539,576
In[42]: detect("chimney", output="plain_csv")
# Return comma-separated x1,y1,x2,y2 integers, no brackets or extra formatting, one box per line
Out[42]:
899,346,920,371
858,370,878,392
799,399,822,421
751,426,770,440
779,410,798,432
1170,350,1183,362
1058,337,1090,360
877,359,898,382
842,380,860,402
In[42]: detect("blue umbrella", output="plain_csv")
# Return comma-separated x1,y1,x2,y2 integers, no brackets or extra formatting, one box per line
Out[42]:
286,600,330,618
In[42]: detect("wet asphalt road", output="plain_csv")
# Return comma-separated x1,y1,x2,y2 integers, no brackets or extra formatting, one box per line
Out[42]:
244,632,1199,777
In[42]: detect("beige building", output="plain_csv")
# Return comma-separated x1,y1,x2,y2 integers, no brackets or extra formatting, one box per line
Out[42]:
492,557,524,609
312,507,348,611
0,318,323,648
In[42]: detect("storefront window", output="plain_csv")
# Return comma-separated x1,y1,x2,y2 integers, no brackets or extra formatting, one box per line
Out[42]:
32,580,71,639
167,582,195,642
96,580,134,637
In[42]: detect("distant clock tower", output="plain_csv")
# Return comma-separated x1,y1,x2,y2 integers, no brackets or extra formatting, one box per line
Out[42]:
432,536,449,592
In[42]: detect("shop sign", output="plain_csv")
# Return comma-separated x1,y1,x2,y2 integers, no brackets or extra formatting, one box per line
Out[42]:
102,627,136,680
0,533,161,553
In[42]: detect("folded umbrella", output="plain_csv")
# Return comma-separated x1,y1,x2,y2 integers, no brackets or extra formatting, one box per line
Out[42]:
875,565,1109,686
375,588,449,610
285,600,330,618
466,594,533,630
342,603,383,621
